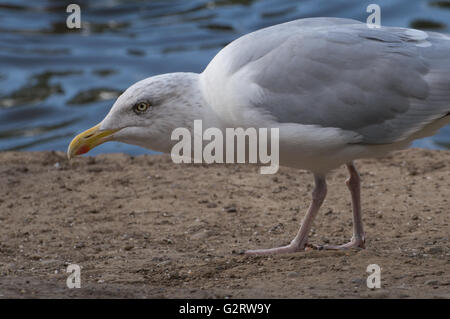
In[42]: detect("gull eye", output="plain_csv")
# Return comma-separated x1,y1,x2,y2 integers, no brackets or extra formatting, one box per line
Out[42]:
133,102,150,114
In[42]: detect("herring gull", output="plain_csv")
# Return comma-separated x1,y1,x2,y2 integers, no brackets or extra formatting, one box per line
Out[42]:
67,18,450,255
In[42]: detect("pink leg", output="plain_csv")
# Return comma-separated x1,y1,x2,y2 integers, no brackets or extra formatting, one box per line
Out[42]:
245,175,327,255
324,162,365,250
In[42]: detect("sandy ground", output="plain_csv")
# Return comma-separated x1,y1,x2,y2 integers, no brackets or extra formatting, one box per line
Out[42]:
0,149,448,299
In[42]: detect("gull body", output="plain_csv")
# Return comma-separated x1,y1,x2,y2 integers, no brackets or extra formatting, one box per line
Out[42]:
68,18,450,254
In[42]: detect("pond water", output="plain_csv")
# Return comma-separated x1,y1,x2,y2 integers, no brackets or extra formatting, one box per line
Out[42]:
0,0,449,156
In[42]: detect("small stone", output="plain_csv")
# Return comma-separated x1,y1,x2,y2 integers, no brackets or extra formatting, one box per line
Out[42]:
351,278,364,285
268,223,284,234
223,206,237,213
287,271,300,278
425,280,439,286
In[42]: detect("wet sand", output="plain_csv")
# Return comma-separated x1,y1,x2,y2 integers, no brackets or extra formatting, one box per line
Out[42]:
0,149,448,298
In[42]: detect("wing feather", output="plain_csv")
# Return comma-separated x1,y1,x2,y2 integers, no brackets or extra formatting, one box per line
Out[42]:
204,18,450,144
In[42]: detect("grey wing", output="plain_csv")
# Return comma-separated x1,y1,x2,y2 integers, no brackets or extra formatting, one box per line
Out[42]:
229,19,450,144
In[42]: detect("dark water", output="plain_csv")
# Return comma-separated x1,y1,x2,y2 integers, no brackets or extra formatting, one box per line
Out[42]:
0,0,449,156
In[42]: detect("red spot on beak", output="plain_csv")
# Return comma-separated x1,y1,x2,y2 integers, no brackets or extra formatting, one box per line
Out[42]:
76,145,90,155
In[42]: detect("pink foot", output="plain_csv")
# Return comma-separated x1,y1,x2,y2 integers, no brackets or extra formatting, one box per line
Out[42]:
245,175,327,256
322,237,365,250
245,243,315,255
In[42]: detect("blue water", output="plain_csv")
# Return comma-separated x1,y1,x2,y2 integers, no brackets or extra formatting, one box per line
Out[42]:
0,0,449,156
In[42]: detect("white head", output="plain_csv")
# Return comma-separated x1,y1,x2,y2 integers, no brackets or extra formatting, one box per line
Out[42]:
67,72,204,158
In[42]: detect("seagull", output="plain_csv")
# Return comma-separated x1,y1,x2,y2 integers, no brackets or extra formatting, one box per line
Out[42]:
67,18,450,255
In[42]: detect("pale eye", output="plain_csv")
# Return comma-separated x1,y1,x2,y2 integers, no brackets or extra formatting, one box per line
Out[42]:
133,102,150,114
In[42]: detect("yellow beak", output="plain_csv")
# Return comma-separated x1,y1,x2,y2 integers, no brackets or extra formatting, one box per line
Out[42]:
67,124,118,160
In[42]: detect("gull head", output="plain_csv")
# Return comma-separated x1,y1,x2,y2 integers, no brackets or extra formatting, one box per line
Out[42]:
67,72,203,159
